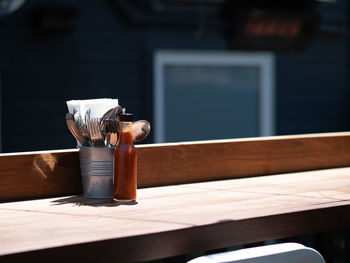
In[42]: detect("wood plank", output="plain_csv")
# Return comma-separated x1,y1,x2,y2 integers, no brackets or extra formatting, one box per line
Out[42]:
137,132,350,187
1,167,350,262
0,149,82,202
2,132,350,202
2,207,349,263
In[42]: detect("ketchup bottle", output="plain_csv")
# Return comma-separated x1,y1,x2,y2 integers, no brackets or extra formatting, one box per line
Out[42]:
113,113,137,202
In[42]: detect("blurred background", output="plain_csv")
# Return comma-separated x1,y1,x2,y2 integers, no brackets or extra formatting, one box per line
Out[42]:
0,0,349,152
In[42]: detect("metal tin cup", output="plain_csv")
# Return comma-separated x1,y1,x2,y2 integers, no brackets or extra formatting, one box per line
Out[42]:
78,146,115,198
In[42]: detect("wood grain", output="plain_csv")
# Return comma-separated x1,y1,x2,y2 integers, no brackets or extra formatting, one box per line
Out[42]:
2,132,350,202
0,149,82,202
1,167,350,262
137,132,350,187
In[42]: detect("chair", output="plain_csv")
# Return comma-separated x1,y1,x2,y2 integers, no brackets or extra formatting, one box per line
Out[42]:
187,243,326,263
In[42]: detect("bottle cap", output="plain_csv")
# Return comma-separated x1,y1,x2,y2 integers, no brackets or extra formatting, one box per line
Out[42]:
119,113,133,122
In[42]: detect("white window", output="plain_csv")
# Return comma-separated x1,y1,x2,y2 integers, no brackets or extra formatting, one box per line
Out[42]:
153,50,275,143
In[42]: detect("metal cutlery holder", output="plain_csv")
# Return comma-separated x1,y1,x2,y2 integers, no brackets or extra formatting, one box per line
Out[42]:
78,146,115,198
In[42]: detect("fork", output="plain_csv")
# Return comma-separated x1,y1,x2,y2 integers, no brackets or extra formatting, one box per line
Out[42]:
85,109,105,146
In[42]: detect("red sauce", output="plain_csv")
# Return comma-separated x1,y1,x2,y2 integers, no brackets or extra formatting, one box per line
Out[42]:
113,129,137,202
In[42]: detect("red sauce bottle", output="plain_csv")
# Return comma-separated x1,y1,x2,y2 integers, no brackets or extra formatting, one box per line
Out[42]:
113,113,137,202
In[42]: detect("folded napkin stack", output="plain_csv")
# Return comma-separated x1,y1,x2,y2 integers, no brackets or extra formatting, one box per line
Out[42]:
66,98,119,122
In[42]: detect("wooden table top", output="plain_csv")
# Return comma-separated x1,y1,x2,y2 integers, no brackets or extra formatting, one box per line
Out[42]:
2,166,350,262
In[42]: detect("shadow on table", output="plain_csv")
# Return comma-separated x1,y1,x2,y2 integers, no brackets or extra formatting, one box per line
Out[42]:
51,195,137,207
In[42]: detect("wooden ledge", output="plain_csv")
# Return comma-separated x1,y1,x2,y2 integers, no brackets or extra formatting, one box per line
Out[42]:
2,167,350,261
1,132,350,202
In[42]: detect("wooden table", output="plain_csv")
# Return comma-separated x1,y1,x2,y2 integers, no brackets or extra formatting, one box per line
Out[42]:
2,132,350,262
1,166,350,262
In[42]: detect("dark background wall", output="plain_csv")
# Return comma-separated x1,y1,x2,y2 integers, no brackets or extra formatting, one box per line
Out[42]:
277,1,349,135
0,0,349,152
